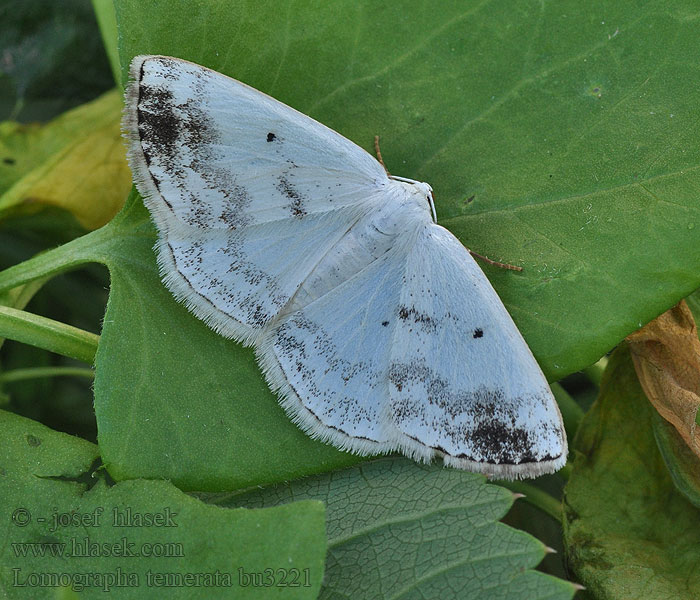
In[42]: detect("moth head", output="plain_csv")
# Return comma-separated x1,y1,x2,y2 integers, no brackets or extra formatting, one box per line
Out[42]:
390,176,437,223
416,182,437,223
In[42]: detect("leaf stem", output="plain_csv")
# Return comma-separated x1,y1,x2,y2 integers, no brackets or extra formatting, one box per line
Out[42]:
498,481,563,523
0,230,103,294
0,305,99,363
0,192,146,295
0,367,95,383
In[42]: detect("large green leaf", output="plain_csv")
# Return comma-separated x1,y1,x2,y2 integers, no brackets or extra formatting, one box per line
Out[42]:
563,346,700,599
0,409,325,599
116,0,700,379
223,457,577,600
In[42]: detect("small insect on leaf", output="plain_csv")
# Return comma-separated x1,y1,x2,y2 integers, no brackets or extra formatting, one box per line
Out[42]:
122,55,567,480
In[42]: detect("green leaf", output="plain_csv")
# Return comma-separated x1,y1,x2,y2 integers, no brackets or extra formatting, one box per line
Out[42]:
91,0,121,86
563,345,700,599
115,0,700,380
224,458,577,600
0,409,326,599
685,287,700,319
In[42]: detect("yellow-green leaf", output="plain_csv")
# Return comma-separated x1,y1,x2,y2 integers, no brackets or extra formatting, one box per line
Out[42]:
0,89,130,230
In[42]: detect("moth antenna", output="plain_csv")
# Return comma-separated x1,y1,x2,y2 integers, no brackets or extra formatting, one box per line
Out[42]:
374,135,391,176
468,250,523,272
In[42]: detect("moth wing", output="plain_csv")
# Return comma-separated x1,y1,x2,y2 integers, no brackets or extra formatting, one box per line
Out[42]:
256,225,421,456
258,214,566,478
123,55,387,343
387,224,567,479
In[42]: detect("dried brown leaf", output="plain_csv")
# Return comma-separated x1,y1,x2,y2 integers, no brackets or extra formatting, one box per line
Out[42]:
627,300,700,455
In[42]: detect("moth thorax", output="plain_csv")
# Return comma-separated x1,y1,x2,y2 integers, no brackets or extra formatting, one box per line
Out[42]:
392,178,436,223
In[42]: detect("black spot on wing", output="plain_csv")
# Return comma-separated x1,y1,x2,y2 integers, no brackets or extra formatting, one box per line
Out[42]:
267,132,276,142
473,328,483,338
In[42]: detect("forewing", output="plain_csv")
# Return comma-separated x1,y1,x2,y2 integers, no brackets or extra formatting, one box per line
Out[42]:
158,209,372,341
123,55,387,341
387,225,567,479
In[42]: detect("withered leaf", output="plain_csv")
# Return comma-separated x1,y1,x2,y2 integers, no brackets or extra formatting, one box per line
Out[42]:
627,300,700,456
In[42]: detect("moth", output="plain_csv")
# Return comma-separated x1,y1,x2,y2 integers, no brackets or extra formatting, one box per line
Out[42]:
123,55,567,479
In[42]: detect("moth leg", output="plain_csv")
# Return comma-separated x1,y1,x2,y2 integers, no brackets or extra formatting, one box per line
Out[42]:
468,249,523,272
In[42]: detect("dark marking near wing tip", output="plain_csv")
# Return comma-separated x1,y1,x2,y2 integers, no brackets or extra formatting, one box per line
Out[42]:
179,101,212,146
469,422,543,464
137,85,180,155
381,321,389,327
137,70,219,178
267,132,276,142
466,195,475,203
3,157,15,165
473,328,483,338
389,360,560,464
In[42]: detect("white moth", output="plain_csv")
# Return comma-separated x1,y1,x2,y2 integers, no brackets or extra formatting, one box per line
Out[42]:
123,55,567,480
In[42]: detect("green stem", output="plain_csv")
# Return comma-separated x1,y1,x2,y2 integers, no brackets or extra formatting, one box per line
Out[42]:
0,306,99,364
0,191,145,295
498,480,563,523
0,229,105,294
0,367,95,383
0,197,147,364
